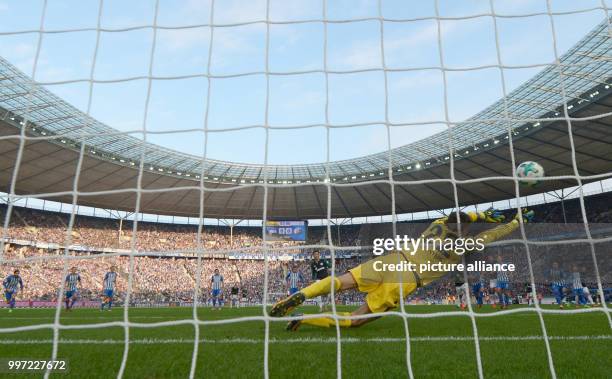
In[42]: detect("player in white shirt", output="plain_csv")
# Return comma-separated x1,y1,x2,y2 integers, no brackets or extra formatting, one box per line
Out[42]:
578,266,598,306
582,286,595,306
453,273,468,310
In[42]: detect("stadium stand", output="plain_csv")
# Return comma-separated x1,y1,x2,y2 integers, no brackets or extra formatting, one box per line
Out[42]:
2,192,610,305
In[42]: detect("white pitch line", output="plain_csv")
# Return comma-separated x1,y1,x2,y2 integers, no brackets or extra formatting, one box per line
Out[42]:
0,335,610,345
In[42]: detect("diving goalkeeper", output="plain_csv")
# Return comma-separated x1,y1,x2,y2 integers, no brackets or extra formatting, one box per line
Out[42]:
270,208,533,330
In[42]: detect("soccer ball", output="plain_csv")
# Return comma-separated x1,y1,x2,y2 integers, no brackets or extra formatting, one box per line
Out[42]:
516,161,544,187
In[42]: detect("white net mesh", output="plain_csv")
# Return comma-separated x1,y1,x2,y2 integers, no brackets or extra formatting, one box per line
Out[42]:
0,1,611,378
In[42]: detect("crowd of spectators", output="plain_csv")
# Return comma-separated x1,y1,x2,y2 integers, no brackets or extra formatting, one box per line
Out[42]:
1,243,365,304
0,205,361,254
4,237,608,305
1,191,610,305
405,238,612,304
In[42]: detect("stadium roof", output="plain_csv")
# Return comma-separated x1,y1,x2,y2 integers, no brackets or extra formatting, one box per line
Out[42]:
0,19,611,219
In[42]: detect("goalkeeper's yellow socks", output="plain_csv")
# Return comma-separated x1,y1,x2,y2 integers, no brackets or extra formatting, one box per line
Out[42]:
301,312,352,328
301,276,341,299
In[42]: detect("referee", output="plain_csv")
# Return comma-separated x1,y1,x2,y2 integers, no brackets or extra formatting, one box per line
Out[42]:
310,250,331,312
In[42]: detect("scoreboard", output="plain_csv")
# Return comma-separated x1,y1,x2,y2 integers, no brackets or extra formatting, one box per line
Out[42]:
264,221,307,242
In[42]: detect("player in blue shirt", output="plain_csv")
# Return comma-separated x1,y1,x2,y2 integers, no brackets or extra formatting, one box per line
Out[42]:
549,262,566,309
65,267,81,311
101,266,118,311
211,269,224,310
3,269,24,313
286,265,305,295
472,273,486,309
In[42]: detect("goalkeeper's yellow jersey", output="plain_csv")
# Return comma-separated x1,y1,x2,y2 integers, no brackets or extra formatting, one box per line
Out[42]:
349,215,521,313
408,216,521,287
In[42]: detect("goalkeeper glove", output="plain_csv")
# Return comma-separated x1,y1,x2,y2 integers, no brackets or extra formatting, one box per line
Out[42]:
482,207,505,223
515,209,535,223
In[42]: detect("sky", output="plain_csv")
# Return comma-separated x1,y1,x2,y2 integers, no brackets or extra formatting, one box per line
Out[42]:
0,0,610,166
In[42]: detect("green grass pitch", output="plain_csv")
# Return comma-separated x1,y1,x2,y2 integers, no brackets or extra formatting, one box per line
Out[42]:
0,305,610,378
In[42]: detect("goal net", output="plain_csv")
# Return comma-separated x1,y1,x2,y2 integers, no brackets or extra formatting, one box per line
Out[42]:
0,1,611,378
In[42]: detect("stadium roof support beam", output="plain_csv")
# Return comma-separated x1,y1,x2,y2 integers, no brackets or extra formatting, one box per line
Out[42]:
588,118,612,135
309,185,325,217
459,158,515,198
524,134,612,163
140,177,185,212
332,186,353,219
337,218,352,226
513,144,598,176
243,187,260,218
369,183,400,213
442,164,507,203
170,186,199,215
561,71,610,85
351,186,378,215
11,148,78,184
546,187,582,224
217,219,244,248
394,183,435,210
402,171,455,205
292,186,300,220
27,154,123,194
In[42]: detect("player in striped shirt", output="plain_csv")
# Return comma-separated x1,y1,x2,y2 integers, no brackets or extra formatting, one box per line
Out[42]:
101,266,118,311
570,265,587,308
495,255,511,309
3,269,24,313
211,269,224,310
549,262,566,309
286,265,305,295
65,267,81,311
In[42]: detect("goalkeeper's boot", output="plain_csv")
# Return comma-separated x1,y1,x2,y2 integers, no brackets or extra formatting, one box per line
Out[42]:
286,313,303,332
270,292,305,317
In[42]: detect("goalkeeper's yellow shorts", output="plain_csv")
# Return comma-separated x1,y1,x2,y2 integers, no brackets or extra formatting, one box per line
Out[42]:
349,252,418,313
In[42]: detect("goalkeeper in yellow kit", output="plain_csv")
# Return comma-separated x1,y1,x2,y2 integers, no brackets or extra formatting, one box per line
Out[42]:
269,208,533,330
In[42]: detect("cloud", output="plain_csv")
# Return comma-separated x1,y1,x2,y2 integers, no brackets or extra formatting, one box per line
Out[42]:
328,22,457,70
178,0,265,25
155,21,266,73
0,41,39,74
385,23,442,51
330,39,381,70
216,0,266,23
12,42,35,58
390,70,443,91
269,0,321,21
160,0,317,52
270,26,301,52
158,27,209,52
